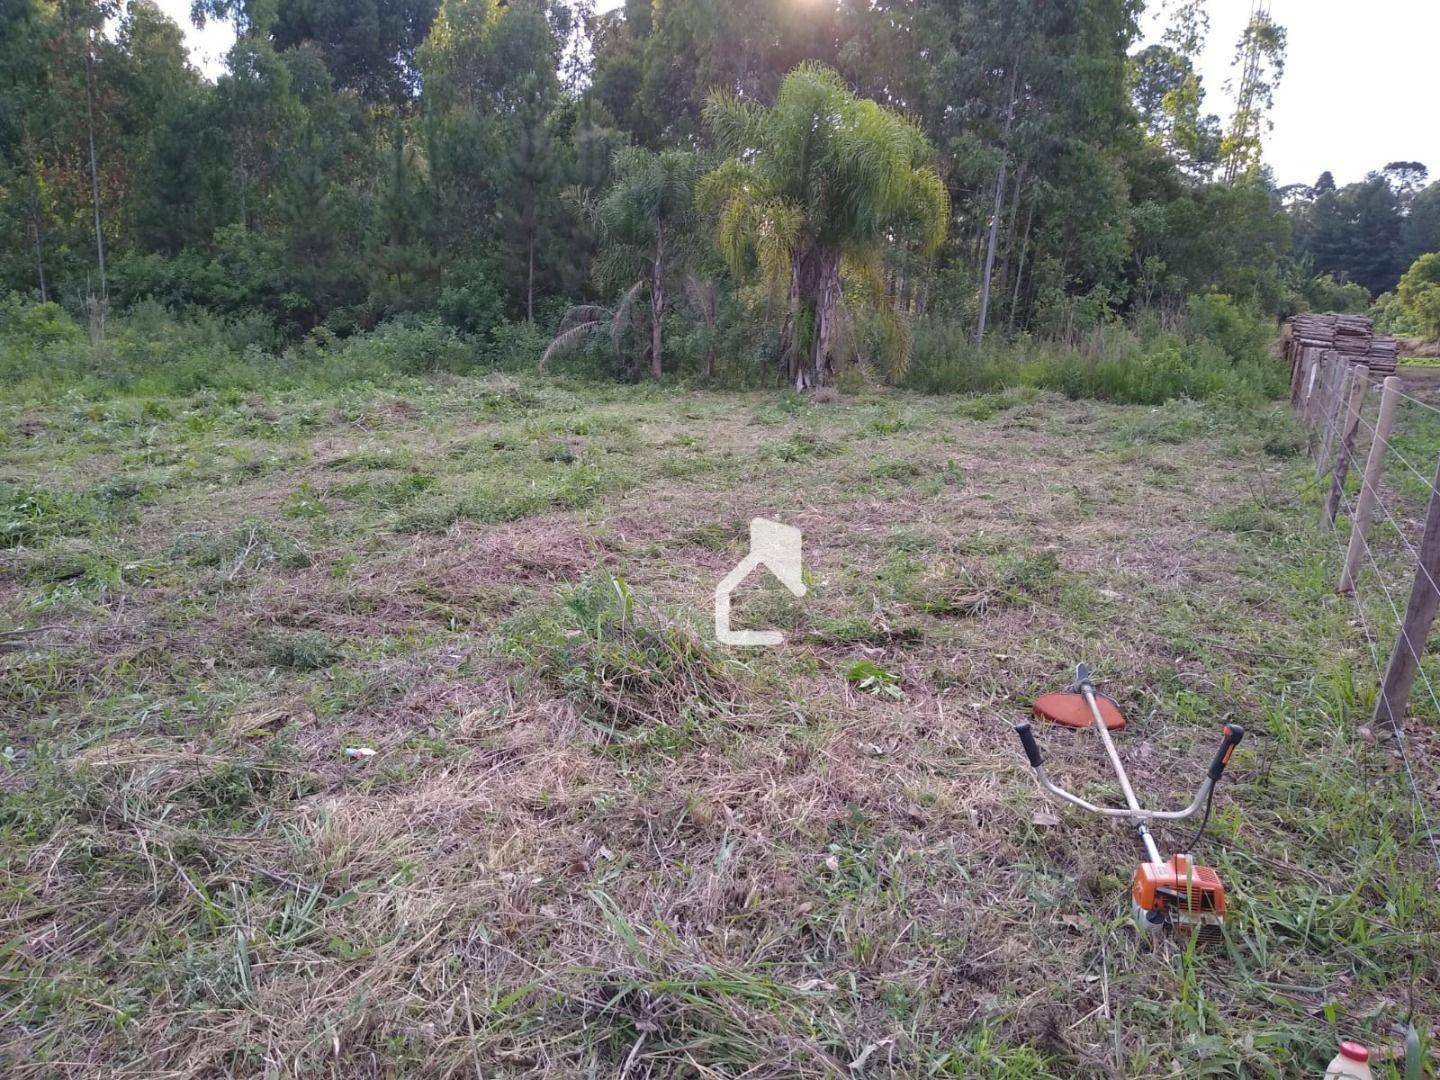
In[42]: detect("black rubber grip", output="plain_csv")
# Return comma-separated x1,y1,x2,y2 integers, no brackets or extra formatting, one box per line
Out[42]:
1015,722,1043,768
1207,724,1245,782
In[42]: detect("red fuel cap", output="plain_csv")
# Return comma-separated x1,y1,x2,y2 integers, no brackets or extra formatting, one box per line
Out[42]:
1339,1041,1369,1063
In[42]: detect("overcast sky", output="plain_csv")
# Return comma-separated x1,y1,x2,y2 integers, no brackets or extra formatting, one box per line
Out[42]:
150,0,1437,190
1150,0,1440,189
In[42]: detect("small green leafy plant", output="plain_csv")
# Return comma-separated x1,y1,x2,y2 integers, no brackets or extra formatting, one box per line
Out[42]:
846,659,903,700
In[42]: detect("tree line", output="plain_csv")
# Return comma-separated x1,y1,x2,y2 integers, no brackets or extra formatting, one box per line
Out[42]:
1285,164,1440,298
2,0,1435,386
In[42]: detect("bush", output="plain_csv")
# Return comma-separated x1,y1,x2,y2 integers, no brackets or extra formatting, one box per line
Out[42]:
0,483,100,548
0,293,84,347
500,576,745,731
902,309,1282,405
1371,291,1426,338
1185,293,1271,363
438,262,506,335
485,319,549,372
0,296,482,402
1398,253,1440,341
327,318,475,375
1301,274,1371,315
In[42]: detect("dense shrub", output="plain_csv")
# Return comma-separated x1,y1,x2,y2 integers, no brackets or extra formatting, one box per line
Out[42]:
0,294,86,347
1398,253,1440,341
1371,290,1426,338
0,298,481,401
1184,293,1272,363
438,262,507,336
0,286,1283,407
903,304,1282,405
484,319,549,372
1300,274,1371,315
330,319,475,375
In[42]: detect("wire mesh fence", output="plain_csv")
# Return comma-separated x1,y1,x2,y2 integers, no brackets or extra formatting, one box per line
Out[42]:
1290,339,1440,873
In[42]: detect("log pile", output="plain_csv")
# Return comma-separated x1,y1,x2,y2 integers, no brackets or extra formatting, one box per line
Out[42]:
1366,337,1399,373
1290,312,1338,352
1334,314,1372,359
1283,312,1399,377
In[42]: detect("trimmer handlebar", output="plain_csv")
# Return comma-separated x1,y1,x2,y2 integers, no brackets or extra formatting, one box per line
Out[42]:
1013,716,1244,824
1015,722,1043,768
1206,724,1245,782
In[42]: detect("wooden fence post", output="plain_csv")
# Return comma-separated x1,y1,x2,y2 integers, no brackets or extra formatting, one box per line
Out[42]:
1340,375,1401,593
1326,365,1370,523
1316,361,1353,479
1324,352,1346,427
1301,351,1319,426
1290,345,1308,405
1311,354,1330,439
1374,451,1440,731
1301,351,1321,425
1306,350,1335,430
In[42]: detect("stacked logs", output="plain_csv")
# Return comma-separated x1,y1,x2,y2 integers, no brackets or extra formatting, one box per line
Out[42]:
1334,314,1374,363
1366,337,1399,374
1284,312,1399,385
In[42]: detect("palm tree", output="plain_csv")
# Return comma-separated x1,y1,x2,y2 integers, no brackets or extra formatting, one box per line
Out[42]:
542,146,702,378
699,62,949,389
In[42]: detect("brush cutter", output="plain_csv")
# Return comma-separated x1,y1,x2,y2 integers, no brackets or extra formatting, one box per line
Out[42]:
1013,663,1244,936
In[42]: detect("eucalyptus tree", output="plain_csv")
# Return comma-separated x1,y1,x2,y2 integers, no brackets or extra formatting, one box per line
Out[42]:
1220,7,1287,184
699,62,947,388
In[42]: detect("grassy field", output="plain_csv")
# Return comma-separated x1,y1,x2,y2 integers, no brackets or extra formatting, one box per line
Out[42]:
2,367,1438,1077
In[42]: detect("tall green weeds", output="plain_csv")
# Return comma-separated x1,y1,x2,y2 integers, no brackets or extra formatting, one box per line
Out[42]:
903,295,1283,405
0,295,544,404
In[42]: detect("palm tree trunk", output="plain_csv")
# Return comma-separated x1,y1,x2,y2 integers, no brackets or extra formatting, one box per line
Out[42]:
794,247,842,389
782,264,803,387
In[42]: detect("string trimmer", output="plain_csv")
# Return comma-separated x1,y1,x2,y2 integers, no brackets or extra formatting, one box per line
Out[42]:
1013,663,1244,936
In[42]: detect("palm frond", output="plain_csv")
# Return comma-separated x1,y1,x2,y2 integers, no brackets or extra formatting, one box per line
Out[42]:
870,301,913,382
703,90,763,156
540,320,603,370
686,274,718,323
907,166,952,258
558,305,610,333
611,278,646,355
841,248,888,304
593,245,646,296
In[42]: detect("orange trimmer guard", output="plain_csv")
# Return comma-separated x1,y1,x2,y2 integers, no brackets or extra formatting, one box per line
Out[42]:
1132,854,1227,927
1033,690,1126,730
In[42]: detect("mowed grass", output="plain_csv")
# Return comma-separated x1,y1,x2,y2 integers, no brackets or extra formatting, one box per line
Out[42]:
1,367,1437,1077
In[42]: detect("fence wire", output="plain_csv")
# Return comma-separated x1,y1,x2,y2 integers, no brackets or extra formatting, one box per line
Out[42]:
1303,361,1440,873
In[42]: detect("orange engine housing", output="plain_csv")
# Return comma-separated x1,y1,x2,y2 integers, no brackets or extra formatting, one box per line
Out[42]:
1131,854,1227,922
